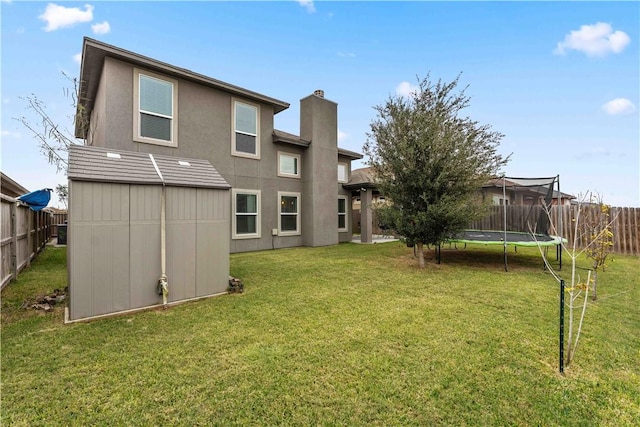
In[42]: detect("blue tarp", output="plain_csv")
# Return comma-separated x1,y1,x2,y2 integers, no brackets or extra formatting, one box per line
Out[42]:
17,189,52,211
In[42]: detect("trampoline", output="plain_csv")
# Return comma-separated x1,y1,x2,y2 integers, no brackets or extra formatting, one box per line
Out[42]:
442,175,567,271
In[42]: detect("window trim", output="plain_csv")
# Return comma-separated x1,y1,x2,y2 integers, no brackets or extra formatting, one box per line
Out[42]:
278,191,301,236
338,162,348,183
231,98,260,159
133,68,178,147
277,151,301,179
338,196,348,232
232,189,261,240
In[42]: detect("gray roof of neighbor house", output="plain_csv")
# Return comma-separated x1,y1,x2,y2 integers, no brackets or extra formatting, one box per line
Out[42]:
75,37,290,138
1,172,30,198
273,129,363,160
68,145,230,189
343,166,377,190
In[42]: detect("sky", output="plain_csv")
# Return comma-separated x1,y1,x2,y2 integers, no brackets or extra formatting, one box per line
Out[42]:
1,1,639,208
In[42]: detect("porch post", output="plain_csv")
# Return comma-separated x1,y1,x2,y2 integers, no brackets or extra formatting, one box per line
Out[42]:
361,189,373,244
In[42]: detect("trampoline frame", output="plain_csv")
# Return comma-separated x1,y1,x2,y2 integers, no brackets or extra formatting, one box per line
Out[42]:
443,175,566,271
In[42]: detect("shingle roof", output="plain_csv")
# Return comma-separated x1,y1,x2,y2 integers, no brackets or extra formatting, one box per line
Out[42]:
343,167,378,190
272,129,363,159
272,129,310,147
68,145,230,189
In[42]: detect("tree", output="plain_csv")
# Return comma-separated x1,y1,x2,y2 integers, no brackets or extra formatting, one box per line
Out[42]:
13,72,89,173
56,184,68,209
363,74,509,268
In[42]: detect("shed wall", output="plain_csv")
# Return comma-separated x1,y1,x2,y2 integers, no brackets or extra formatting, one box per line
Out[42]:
69,181,230,321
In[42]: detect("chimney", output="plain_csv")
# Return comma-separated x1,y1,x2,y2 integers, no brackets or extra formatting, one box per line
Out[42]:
300,91,338,247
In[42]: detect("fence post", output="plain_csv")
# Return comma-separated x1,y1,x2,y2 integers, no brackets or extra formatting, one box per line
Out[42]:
559,279,565,374
10,201,17,282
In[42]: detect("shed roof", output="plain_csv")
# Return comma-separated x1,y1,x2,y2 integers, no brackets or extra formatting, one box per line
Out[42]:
68,145,230,189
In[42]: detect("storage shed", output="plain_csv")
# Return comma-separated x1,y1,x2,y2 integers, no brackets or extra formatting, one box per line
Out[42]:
67,145,231,321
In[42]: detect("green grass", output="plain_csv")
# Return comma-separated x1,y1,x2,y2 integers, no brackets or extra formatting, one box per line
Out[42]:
2,243,638,426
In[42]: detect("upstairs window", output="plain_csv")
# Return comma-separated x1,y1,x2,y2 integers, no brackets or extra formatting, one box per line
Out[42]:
233,100,260,158
338,163,348,183
134,69,177,146
278,152,301,178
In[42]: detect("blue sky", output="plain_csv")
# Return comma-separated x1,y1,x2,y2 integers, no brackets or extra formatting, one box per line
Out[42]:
2,1,638,207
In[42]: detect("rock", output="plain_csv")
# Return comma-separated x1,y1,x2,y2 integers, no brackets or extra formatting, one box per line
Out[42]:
228,277,244,294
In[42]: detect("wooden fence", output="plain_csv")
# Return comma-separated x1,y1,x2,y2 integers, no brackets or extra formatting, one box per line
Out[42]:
0,195,62,290
468,205,640,256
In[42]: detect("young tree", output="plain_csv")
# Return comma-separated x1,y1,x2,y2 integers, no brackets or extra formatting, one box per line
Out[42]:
56,184,68,209
13,72,89,173
364,74,509,268
534,193,617,368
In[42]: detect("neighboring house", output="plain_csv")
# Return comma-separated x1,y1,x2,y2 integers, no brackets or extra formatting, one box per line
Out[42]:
75,37,362,253
1,172,30,199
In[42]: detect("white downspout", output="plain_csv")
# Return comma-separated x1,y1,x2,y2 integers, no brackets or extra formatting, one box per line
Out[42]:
150,154,169,306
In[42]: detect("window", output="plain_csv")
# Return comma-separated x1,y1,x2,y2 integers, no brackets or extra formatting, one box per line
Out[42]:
278,152,301,178
133,69,177,146
338,196,348,232
338,163,348,183
232,100,260,158
492,195,510,206
232,189,261,239
278,192,300,236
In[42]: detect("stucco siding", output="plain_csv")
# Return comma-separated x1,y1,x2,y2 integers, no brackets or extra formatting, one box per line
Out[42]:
84,50,357,254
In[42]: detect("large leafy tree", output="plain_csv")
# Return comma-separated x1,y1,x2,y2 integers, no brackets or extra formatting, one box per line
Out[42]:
364,74,509,268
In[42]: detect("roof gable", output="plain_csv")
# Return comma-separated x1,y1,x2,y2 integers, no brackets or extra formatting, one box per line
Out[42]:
76,37,290,138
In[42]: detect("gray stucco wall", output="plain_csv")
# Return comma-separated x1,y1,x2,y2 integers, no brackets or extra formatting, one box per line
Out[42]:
88,57,351,253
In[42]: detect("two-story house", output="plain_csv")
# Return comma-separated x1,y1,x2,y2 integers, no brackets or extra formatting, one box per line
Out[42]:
74,37,362,253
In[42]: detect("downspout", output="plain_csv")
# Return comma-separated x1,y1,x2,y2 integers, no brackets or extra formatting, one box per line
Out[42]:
150,154,169,307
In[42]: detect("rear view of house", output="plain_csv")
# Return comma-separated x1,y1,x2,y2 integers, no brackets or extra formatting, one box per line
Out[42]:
75,37,362,253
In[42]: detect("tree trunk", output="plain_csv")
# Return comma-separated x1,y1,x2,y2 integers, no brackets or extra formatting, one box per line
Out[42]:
591,268,598,301
417,242,425,268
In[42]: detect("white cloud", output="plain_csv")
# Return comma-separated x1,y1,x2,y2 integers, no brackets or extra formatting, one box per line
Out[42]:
39,3,94,32
91,20,110,35
601,98,636,115
554,22,630,57
297,0,315,13
337,51,356,58
73,53,82,64
396,81,418,98
338,130,348,143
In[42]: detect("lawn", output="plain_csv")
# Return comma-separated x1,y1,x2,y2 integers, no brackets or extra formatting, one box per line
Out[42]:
1,242,638,426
